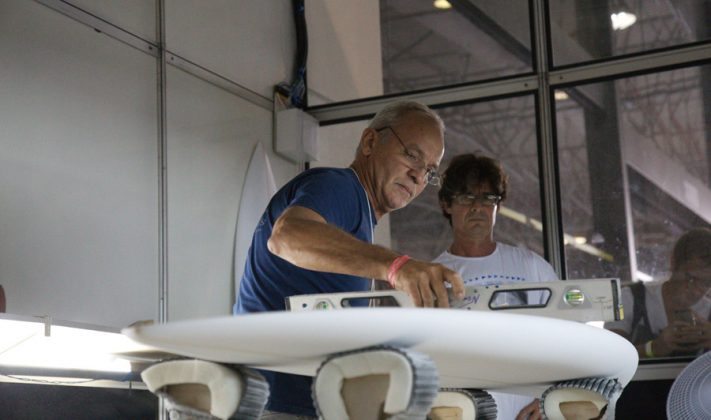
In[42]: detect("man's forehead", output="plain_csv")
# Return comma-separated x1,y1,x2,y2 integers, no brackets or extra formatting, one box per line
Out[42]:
397,114,443,139
409,141,444,165
398,130,444,165
463,176,494,191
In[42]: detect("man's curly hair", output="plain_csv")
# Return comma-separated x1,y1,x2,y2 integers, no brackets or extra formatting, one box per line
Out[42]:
438,153,508,225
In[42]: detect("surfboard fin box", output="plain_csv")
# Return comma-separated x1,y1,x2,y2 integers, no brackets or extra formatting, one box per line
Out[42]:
287,278,624,323
140,359,269,420
312,346,439,420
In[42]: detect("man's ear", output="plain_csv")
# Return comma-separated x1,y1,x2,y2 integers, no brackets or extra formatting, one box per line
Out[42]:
359,128,377,157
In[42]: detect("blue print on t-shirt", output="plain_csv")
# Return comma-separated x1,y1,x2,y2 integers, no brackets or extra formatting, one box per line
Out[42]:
465,274,528,285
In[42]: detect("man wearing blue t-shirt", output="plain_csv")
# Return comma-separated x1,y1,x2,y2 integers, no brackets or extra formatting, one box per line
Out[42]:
234,100,465,418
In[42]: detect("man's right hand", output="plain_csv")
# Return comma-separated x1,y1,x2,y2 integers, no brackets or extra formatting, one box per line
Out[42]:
391,260,465,308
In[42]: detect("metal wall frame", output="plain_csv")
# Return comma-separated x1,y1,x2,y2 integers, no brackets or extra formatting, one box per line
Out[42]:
34,0,273,112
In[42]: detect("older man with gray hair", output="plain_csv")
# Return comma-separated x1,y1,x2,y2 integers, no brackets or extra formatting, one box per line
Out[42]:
234,100,465,418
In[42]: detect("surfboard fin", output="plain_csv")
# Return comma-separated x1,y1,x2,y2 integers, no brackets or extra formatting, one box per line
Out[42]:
429,388,497,420
312,346,439,420
140,359,269,420
539,378,622,420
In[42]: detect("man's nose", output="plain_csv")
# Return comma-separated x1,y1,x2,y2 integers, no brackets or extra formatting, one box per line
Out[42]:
408,166,427,184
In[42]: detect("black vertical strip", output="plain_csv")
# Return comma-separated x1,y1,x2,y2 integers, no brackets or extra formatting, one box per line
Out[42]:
529,0,538,71
537,0,559,272
611,278,622,320
534,91,562,275
292,0,308,108
698,2,711,186
545,88,566,278
543,0,555,69
532,0,565,277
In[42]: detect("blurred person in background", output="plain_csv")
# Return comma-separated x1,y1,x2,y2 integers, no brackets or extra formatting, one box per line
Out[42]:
606,227,711,358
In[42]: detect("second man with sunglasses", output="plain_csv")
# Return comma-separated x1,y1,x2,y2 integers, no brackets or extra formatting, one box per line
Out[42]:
436,153,559,420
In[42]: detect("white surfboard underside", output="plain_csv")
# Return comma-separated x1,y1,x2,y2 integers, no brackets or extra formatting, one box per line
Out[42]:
123,308,638,395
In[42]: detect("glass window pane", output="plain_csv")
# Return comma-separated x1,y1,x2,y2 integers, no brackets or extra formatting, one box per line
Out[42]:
381,0,532,94
391,97,545,261
308,0,532,104
549,0,711,67
556,64,711,360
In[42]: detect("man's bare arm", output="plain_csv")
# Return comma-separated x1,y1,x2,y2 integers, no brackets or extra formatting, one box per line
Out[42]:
268,206,464,307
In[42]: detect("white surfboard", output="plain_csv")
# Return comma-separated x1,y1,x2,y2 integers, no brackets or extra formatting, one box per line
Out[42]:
122,308,638,396
233,142,276,292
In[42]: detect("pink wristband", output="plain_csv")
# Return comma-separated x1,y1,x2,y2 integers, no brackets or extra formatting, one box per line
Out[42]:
387,255,411,287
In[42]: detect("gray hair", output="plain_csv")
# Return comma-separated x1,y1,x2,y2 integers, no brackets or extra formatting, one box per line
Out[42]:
368,100,445,136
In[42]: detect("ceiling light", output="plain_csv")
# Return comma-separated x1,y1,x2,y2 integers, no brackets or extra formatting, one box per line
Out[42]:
611,11,637,30
433,0,452,10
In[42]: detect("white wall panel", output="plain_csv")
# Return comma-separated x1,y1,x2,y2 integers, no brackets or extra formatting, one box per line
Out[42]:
166,67,297,321
65,0,156,42
0,0,158,327
165,0,293,100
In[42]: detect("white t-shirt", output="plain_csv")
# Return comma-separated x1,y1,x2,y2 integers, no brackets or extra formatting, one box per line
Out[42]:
434,243,558,286
434,242,558,420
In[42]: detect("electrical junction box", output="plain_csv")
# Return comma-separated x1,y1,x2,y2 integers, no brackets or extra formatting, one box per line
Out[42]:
275,108,319,162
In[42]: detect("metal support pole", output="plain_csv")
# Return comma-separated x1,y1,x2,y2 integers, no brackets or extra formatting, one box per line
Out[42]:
532,0,564,277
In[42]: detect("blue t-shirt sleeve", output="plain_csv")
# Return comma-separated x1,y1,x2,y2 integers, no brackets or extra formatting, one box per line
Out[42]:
288,171,362,233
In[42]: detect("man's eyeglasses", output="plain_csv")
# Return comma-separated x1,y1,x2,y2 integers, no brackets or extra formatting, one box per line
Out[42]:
453,193,502,207
377,126,441,187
